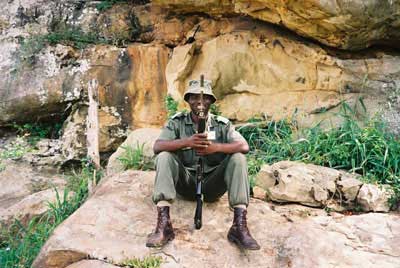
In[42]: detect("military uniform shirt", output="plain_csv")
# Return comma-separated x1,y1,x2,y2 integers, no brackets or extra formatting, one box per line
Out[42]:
157,112,246,173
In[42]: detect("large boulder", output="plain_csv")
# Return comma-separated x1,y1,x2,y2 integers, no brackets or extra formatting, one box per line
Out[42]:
32,170,400,268
256,161,339,207
256,161,392,212
154,0,400,50
166,29,400,124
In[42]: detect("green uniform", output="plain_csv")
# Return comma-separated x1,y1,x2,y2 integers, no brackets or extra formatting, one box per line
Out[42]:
152,112,250,208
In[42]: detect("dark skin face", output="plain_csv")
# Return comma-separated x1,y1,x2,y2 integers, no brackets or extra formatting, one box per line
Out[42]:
187,93,213,123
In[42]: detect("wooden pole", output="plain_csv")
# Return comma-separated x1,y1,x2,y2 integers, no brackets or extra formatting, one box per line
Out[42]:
87,79,100,195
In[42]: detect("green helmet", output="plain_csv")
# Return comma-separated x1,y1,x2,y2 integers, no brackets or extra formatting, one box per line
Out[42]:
183,79,216,103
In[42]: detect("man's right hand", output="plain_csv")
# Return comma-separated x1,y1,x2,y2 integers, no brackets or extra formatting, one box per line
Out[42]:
186,133,211,149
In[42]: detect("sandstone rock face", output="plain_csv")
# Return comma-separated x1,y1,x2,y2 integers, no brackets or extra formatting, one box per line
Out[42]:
33,170,400,268
0,1,170,131
357,184,392,212
60,103,126,157
166,28,400,123
154,0,400,50
106,128,161,175
2,0,400,132
0,160,66,225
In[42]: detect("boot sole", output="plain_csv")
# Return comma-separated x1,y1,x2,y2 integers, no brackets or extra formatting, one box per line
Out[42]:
146,233,175,248
227,233,261,251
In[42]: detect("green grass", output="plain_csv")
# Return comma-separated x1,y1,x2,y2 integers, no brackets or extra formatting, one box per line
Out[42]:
238,102,400,207
119,256,163,268
0,160,101,268
117,143,154,171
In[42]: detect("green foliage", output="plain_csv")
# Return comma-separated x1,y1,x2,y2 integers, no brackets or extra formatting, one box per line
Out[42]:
45,28,107,49
246,152,264,188
16,35,47,66
119,256,163,268
16,27,107,67
12,122,62,145
117,143,154,171
0,159,102,268
96,0,149,11
239,101,400,206
165,94,179,118
0,137,31,160
210,103,221,116
96,0,115,11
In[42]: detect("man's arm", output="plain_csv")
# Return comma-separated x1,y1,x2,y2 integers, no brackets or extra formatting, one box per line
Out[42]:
195,139,249,156
153,133,211,154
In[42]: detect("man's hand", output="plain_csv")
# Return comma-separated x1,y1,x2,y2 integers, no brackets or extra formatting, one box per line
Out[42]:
186,133,211,149
195,143,219,156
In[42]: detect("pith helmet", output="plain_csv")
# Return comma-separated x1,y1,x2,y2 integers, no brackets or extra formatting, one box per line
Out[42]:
183,79,217,103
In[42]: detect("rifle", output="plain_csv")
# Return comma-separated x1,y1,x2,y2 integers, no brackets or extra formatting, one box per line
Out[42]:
194,75,206,229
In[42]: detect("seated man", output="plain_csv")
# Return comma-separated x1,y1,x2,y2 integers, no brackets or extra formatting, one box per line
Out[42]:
146,79,260,250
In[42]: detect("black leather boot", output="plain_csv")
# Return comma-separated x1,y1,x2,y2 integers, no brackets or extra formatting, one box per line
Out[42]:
227,208,260,250
146,206,175,248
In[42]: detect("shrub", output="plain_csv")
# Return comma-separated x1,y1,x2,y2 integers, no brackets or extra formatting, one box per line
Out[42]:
165,94,179,118
117,143,154,171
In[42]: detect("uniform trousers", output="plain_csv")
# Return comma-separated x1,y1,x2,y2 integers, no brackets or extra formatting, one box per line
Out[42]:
152,151,250,208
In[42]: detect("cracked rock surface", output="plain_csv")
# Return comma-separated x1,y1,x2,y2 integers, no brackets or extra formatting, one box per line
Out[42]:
33,170,400,268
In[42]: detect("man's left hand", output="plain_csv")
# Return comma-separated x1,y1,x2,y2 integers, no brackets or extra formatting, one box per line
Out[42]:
195,143,219,156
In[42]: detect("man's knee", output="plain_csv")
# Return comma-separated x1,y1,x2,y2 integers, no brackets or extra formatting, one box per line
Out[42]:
156,151,174,162
156,151,177,169
229,153,247,166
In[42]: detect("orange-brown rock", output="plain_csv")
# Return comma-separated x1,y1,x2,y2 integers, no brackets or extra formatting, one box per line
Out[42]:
87,44,169,129
166,26,400,123
153,0,400,50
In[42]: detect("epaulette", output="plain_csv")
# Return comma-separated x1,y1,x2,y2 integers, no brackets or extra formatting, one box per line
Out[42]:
215,115,229,124
171,111,186,119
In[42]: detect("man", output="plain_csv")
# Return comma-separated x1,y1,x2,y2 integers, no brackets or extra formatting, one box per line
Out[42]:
146,79,260,250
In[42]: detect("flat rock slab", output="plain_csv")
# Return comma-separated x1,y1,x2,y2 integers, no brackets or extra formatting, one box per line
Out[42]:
0,160,66,225
33,170,400,268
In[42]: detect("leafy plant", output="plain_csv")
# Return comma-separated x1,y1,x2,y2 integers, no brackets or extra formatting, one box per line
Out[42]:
117,143,154,171
165,94,179,118
12,122,62,145
210,103,221,116
0,137,31,160
119,256,163,268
